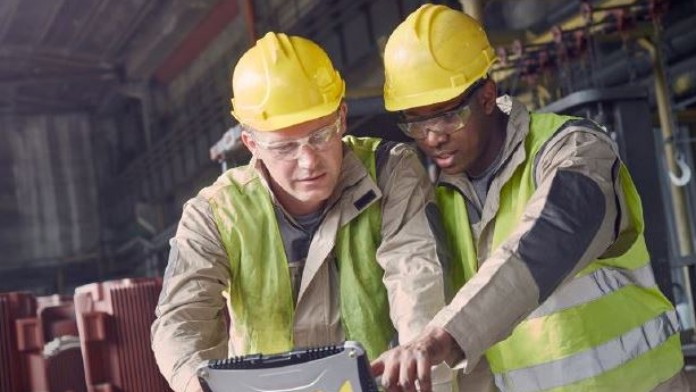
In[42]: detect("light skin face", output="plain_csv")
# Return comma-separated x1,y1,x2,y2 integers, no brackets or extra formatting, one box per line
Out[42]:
405,80,506,177
241,103,347,216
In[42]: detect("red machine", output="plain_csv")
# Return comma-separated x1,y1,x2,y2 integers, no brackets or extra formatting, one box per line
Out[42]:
15,296,87,392
74,278,172,391
0,292,36,392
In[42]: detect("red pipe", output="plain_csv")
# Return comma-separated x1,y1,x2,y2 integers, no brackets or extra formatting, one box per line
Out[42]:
243,0,257,46
154,0,239,84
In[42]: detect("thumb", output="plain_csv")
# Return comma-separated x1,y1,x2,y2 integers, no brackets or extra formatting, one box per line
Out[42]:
370,356,386,377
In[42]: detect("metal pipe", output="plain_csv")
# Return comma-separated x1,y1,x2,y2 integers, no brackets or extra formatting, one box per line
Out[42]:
243,0,257,45
460,0,484,22
141,87,153,150
638,34,696,327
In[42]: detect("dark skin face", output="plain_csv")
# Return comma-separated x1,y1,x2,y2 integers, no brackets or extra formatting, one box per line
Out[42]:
404,79,508,177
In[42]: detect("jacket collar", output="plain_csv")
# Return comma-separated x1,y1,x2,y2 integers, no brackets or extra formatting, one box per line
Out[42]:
294,144,383,306
331,144,383,224
436,96,532,244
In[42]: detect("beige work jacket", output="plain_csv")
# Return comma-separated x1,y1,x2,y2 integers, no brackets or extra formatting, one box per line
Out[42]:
151,141,448,391
432,96,686,391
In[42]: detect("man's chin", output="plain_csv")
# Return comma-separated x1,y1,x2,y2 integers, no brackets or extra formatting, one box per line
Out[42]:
439,164,465,175
294,189,332,204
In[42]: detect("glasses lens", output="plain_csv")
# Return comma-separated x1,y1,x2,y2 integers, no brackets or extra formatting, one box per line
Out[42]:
266,141,299,160
399,102,470,140
308,119,340,149
406,122,430,139
257,116,341,160
454,105,471,128
397,122,416,138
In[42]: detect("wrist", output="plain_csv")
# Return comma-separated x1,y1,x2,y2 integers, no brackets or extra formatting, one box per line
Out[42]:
427,325,464,365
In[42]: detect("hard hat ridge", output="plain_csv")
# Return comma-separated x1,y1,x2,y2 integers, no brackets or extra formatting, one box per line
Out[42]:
383,4,497,111
231,32,345,131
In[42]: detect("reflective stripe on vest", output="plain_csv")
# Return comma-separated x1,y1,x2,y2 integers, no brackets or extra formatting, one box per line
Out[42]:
209,136,394,359
527,263,657,320
437,112,683,391
495,310,680,392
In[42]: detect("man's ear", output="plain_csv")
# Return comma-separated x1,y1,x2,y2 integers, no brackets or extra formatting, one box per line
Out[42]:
478,79,498,115
339,101,348,135
241,130,259,156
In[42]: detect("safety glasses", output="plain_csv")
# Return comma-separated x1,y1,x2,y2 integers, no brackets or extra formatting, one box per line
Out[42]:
397,100,471,140
397,79,484,140
251,116,343,161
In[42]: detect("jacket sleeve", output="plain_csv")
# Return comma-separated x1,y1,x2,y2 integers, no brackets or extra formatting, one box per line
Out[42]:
431,127,629,372
151,197,230,392
373,143,458,390
375,142,448,344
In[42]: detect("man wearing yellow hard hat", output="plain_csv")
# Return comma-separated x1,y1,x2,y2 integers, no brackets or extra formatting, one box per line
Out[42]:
372,4,687,392
151,32,451,391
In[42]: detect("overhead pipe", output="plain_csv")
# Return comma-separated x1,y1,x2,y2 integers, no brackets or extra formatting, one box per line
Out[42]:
637,31,696,328
243,0,257,45
154,0,241,83
497,11,696,100
460,0,485,21
637,35,694,253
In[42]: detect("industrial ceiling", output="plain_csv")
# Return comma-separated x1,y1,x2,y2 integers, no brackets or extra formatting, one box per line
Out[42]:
1,0,695,294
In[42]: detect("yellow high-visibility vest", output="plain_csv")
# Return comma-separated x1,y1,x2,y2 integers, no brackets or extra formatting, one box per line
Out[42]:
209,136,394,360
437,113,683,391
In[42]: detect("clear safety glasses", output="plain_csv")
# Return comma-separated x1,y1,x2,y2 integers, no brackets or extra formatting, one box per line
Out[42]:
397,79,485,140
397,100,472,140
251,116,343,161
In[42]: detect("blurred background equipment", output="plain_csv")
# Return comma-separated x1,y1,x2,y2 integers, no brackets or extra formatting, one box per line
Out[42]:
0,281,169,392
15,295,87,392
74,278,171,391
209,124,249,171
0,292,35,392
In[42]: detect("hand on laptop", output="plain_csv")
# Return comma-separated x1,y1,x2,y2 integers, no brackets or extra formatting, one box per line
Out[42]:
370,326,462,392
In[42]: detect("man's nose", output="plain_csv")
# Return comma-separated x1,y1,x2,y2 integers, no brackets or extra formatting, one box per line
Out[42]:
423,128,448,147
296,143,320,168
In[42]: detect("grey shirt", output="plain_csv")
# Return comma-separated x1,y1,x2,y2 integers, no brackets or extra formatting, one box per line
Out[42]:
466,151,504,225
274,207,324,304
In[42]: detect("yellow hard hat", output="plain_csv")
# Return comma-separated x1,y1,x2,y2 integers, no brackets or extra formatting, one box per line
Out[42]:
231,32,345,131
383,4,497,111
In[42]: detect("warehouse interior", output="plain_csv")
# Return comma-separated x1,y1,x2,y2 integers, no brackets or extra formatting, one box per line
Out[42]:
2,0,696,390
